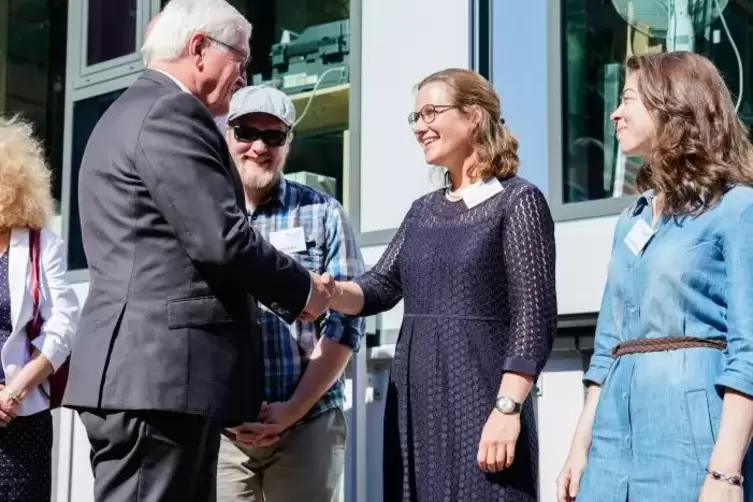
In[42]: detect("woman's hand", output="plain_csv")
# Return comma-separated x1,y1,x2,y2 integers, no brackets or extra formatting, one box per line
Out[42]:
477,410,520,472
0,385,20,426
556,441,589,502
699,473,744,502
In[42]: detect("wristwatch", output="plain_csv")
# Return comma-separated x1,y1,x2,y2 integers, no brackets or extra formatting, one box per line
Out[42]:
495,395,522,415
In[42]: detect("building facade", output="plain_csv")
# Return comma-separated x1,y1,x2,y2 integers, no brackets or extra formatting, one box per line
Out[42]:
2,0,752,500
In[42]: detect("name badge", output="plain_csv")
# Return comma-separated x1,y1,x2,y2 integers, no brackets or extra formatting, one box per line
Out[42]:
269,226,307,254
624,219,655,255
462,178,504,209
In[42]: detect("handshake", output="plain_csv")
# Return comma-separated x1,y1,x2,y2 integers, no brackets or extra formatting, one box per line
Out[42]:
299,272,339,322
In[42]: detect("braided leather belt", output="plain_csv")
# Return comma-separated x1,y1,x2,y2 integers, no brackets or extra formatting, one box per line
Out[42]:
611,336,727,358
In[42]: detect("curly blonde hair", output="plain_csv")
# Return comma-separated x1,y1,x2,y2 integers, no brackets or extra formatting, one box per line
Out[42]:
0,115,54,230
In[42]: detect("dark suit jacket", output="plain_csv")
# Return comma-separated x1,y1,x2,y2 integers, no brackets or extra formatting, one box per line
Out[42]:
63,70,311,424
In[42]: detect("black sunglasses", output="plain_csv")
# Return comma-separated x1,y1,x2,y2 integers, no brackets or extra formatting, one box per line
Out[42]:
232,126,289,147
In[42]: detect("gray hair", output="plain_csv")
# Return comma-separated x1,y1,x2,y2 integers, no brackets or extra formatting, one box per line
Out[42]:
141,0,252,66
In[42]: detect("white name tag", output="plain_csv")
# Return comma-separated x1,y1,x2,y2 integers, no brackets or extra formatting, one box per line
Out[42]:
269,226,307,254
624,219,655,255
462,178,504,209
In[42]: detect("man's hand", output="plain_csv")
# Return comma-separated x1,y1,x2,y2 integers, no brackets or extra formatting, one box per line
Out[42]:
300,272,335,321
227,400,307,448
235,400,307,445
226,423,280,448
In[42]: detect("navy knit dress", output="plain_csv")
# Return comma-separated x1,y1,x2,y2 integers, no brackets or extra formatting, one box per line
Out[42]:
0,250,53,502
354,176,557,501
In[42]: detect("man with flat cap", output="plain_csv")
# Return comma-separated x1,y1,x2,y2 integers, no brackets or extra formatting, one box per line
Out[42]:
216,85,365,502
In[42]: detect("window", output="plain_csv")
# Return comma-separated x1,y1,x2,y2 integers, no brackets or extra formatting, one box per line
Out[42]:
286,129,345,201
67,89,125,271
159,0,350,94
472,0,493,80
1,0,68,211
87,0,138,66
561,0,753,204
160,0,352,205
238,0,351,206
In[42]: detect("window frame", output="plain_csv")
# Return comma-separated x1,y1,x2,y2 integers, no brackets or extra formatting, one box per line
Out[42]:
61,0,158,276
69,0,150,90
2,0,69,214
61,75,138,278
547,0,638,222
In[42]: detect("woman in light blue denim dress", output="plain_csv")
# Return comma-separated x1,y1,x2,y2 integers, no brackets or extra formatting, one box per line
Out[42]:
557,52,753,502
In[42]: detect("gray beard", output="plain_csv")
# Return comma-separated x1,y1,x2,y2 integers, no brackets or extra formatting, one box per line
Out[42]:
246,170,280,190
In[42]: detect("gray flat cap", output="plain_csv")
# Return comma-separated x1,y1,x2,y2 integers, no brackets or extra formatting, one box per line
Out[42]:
228,85,296,126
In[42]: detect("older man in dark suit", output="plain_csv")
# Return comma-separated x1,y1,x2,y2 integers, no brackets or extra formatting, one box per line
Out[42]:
62,1,335,501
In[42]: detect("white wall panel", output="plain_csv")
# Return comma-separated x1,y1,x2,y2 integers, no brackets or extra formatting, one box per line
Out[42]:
555,215,618,315
359,0,470,234
53,282,94,502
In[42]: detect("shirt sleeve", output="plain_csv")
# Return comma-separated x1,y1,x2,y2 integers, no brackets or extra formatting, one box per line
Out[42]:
500,185,558,378
583,217,624,386
319,200,367,351
716,204,753,397
353,203,414,317
32,229,81,372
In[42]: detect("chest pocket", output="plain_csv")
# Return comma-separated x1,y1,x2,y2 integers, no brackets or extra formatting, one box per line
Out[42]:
292,241,326,273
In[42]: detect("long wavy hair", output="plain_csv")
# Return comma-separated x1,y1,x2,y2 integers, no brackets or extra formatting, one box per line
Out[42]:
0,115,54,230
415,68,520,183
628,51,753,216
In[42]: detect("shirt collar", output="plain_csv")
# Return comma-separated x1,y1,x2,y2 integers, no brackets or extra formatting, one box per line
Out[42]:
152,68,191,94
633,189,655,215
249,177,289,213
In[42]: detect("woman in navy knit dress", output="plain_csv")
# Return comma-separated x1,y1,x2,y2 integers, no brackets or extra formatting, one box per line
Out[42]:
330,69,558,501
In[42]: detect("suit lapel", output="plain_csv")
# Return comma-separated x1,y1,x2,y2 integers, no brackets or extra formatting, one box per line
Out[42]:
8,228,29,332
226,153,246,207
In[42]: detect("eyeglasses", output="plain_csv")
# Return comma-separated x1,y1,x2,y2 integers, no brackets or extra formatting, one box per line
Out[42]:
408,104,457,125
206,36,250,72
232,125,289,147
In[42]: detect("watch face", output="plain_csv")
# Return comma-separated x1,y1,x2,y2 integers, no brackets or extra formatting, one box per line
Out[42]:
497,396,515,413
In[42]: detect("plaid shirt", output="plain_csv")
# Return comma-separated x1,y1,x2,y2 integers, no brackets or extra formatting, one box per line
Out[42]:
248,178,365,422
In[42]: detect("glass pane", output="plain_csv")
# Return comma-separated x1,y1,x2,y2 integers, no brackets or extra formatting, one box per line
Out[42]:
87,0,138,66
239,0,350,202
68,90,125,270
155,0,351,204
1,0,68,211
286,130,344,201
239,0,350,94
561,0,753,204
158,0,350,96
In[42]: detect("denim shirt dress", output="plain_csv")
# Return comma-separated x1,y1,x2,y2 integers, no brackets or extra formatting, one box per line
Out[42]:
577,186,753,502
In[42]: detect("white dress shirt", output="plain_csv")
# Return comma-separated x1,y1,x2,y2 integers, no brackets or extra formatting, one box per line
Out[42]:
152,68,191,93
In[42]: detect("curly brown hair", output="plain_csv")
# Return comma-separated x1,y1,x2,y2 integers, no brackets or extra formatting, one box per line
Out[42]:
0,115,54,230
416,68,520,182
628,51,753,216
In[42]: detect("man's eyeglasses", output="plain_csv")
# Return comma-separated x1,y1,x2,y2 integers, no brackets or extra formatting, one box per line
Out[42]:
232,126,289,147
408,104,457,125
206,36,250,72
